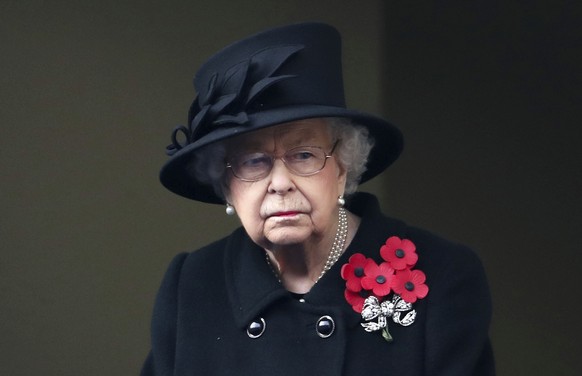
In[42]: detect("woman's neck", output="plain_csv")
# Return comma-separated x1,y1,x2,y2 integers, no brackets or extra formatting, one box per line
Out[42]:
265,210,361,294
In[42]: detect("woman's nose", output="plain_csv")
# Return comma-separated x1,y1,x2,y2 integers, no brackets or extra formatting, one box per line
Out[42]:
267,159,295,194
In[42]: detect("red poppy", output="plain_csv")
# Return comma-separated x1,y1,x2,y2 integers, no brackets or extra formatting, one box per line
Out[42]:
392,269,429,303
340,253,369,292
361,260,394,297
380,236,418,270
344,288,375,313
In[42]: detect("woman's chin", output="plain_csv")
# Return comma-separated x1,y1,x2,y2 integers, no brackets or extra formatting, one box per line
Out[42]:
263,226,313,248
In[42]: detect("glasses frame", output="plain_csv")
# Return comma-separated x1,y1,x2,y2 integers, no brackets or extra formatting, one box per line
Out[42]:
226,141,339,182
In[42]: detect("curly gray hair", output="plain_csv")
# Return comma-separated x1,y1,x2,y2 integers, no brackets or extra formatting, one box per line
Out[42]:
188,117,374,201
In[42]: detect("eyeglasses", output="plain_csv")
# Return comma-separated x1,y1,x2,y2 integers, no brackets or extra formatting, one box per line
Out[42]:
226,141,338,182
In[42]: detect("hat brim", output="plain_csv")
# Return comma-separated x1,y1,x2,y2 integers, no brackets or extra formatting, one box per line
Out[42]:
159,105,403,203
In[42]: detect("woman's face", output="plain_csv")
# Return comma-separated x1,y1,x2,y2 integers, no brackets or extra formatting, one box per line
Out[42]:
226,119,347,250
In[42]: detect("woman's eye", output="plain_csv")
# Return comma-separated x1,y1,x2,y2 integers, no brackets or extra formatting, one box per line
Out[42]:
288,150,315,161
240,154,270,168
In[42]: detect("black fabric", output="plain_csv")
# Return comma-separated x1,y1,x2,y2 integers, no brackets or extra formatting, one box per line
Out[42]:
141,193,495,375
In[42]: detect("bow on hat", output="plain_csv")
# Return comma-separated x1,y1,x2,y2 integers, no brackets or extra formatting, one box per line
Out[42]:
166,44,305,156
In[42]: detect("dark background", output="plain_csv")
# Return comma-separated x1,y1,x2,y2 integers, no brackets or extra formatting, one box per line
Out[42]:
1,1,580,375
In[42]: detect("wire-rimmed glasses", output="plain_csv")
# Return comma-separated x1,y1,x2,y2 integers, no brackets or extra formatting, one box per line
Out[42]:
226,141,338,182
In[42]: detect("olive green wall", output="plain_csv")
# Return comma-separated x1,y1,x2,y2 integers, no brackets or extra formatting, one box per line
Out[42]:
1,1,580,375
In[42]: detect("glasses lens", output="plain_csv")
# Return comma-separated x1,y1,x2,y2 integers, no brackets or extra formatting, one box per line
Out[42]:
283,147,327,175
230,152,272,181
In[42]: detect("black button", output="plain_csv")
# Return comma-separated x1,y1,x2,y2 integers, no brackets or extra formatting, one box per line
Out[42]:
246,318,266,338
316,315,335,338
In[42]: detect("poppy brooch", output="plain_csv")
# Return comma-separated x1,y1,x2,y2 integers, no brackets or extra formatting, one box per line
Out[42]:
340,236,429,342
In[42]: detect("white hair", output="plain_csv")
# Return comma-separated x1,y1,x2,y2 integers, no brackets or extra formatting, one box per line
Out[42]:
327,117,374,195
188,117,374,201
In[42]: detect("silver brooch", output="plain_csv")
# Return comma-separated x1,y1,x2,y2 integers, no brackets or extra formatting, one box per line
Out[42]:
360,295,417,342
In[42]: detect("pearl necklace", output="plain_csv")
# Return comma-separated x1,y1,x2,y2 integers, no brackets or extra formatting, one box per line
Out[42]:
265,207,349,284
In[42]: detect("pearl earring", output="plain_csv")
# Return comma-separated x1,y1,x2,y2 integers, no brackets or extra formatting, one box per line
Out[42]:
225,204,235,216
337,195,345,207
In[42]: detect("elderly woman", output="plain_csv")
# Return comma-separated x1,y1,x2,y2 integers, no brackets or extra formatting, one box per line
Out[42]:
141,23,494,376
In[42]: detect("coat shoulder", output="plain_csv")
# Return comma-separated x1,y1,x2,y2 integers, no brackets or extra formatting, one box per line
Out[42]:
179,226,246,272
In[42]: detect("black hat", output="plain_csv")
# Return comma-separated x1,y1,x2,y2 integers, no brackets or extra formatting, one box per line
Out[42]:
160,22,403,203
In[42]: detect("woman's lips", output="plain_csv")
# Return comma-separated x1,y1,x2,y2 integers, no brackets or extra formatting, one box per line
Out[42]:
271,211,301,217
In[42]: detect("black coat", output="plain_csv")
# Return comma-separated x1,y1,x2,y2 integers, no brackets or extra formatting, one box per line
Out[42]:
141,193,494,375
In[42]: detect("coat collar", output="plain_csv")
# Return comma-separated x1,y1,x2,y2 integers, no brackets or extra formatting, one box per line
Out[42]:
224,229,289,329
